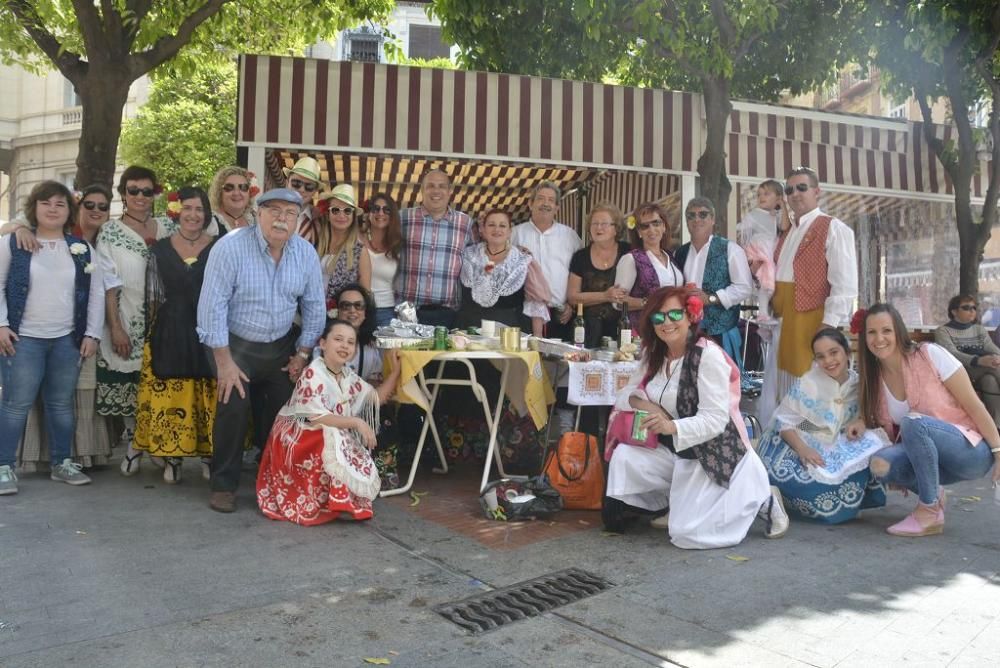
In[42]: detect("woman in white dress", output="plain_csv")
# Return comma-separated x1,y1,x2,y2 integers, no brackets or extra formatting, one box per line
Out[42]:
603,285,788,548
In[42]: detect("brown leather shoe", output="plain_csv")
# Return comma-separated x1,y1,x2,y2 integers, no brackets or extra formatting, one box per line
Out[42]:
209,491,236,513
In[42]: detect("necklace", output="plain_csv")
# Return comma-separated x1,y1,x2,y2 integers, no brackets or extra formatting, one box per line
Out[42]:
124,212,151,228
486,243,509,257
592,243,617,269
178,230,203,246
367,231,386,253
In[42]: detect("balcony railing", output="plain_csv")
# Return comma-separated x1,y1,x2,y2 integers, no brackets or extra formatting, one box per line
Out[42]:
816,66,880,110
62,109,82,126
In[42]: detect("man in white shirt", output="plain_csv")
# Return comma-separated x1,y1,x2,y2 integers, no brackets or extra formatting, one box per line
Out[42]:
771,167,857,406
511,182,582,340
674,197,753,361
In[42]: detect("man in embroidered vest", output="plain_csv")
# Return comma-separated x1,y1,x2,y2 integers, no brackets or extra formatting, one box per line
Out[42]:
674,197,752,367
771,167,857,407
511,181,582,341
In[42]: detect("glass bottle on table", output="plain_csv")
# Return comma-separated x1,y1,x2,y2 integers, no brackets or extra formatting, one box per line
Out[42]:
573,302,586,348
618,300,632,348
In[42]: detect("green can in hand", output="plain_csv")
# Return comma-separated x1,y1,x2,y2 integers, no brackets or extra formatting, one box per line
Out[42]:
631,410,649,441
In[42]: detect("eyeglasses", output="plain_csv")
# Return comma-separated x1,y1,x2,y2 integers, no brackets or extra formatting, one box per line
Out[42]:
82,201,110,212
338,300,366,311
126,186,155,197
650,309,685,325
685,210,712,221
289,179,318,192
328,207,355,216
590,221,613,229
959,304,978,312
784,182,811,195
370,205,392,214
261,206,299,221
637,220,664,231
222,183,250,193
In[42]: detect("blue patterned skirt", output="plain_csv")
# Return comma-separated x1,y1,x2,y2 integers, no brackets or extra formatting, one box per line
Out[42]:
757,429,886,524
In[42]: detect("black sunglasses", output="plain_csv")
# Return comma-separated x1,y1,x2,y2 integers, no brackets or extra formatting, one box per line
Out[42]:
784,183,811,195
685,210,712,220
338,300,366,311
637,220,664,231
370,205,392,213
289,179,318,192
650,309,685,325
222,183,250,193
328,207,355,216
126,186,155,197
958,304,978,312
82,200,110,212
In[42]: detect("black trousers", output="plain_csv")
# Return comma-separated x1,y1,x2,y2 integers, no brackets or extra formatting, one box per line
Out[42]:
207,331,295,493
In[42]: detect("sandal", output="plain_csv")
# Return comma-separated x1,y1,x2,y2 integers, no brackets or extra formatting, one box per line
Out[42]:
119,451,141,476
163,458,182,484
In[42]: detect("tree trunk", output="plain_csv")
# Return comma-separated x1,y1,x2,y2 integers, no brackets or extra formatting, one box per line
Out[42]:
696,75,733,227
74,71,132,190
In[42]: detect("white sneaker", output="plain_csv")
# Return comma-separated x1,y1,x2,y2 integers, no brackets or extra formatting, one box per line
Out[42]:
0,464,18,495
761,486,789,539
51,459,92,486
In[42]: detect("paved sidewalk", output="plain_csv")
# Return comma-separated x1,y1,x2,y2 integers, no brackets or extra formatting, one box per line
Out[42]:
1,458,998,667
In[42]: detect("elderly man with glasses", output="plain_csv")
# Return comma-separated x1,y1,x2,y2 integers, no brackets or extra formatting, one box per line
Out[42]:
197,187,326,513
674,197,753,372
769,167,858,411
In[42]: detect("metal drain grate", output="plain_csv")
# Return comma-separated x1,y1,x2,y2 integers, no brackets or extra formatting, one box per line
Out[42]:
434,568,615,634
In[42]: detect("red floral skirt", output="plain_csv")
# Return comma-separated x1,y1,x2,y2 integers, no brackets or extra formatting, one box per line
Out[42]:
256,418,377,526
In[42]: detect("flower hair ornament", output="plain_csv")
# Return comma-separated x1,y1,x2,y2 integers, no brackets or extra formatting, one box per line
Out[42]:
849,308,868,336
246,171,261,199
165,191,182,220
626,215,636,230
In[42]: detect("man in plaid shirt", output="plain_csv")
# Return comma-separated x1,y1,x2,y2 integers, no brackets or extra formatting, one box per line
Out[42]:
395,169,477,328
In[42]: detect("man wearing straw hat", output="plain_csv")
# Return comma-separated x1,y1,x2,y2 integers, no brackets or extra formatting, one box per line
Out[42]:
283,156,325,247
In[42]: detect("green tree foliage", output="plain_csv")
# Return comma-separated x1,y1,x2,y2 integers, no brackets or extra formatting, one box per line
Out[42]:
431,0,866,224
120,61,237,194
867,1,1000,296
0,0,393,189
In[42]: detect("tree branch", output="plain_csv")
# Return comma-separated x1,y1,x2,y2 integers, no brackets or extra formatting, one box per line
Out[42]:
99,0,126,57
913,80,951,171
70,0,107,57
3,0,86,81
128,0,231,79
708,0,735,47
124,0,154,49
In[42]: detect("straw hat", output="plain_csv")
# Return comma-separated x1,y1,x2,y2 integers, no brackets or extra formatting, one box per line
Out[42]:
282,156,322,183
318,183,357,208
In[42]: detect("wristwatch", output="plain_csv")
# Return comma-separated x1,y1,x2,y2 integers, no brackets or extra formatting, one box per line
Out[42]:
296,350,310,361
708,293,719,306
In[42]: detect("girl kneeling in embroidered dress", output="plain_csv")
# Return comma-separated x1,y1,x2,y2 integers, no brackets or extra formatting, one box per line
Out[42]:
256,319,400,525
602,285,788,548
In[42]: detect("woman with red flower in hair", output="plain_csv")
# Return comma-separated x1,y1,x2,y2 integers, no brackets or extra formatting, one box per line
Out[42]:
603,285,787,548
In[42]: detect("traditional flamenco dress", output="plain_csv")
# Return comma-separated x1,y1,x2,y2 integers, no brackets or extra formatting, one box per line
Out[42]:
256,358,381,525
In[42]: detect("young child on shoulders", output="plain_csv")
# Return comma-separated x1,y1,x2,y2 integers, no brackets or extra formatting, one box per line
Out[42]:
736,179,786,322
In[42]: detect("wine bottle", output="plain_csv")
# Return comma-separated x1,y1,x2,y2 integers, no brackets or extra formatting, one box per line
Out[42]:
573,303,586,348
619,300,632,348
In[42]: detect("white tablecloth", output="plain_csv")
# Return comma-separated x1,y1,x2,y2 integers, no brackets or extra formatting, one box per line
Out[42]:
566,360,640,406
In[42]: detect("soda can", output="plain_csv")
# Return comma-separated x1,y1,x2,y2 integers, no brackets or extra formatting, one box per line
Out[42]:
434,326,448,350
631,410,649,441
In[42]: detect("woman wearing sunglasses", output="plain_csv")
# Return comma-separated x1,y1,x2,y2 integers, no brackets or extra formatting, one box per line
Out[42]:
13,184,123,474
330,283,402,489
207,166,257,234
96,165,176,468
613,202,683,332
363,193,402,328
603,285,787,548
852,303,1000,537
316,184,371,301
934,295,1000,426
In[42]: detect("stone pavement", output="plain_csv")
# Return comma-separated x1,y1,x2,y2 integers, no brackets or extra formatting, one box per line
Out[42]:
1,457,998,668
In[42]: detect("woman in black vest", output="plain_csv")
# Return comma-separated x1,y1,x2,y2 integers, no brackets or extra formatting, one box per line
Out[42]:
0,181,105,495
602,285,786,548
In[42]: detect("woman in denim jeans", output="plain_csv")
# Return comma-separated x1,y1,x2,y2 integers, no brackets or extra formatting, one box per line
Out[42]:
850,303,1000,537
0,181,105,496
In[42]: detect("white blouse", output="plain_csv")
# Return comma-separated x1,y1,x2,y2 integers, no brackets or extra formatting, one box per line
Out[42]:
367,248,398,309
0,235,104,340
615,344,732,451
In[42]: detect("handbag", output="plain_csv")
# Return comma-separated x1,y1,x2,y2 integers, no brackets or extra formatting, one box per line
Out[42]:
605,409,659,451
479,476,563,521
543,431,604,510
